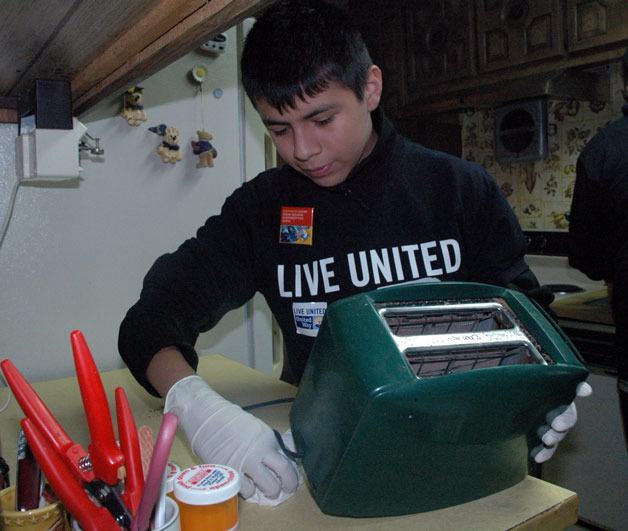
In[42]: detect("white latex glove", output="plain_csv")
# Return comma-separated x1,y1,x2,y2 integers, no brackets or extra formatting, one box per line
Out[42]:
532,381,593,463
245,430,304,506
164,375,299,499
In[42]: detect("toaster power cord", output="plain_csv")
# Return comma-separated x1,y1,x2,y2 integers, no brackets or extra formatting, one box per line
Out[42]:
241,398,303,460
273,429,303,460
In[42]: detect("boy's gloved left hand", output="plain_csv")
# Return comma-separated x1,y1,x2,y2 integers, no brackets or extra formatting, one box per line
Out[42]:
531,381,592,463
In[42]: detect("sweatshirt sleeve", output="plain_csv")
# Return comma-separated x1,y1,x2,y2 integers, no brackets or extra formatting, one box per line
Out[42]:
118,186,258,396
462,167,529,286
568,138,614,281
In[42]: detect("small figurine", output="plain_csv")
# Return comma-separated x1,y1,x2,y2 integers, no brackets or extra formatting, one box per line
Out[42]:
120,86,147,126
149,124,183,164
191,130,218,168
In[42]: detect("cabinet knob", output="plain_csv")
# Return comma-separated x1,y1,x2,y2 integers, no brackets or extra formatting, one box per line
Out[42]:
426,21,449,52
502,0,529,27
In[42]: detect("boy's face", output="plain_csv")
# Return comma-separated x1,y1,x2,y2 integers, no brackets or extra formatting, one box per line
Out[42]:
256,66,382,188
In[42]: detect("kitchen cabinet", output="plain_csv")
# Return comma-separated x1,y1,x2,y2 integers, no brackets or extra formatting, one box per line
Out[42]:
349,0,628,116
566,0,628,54
404,1,476,90
476,0,565,72
350,1,405,115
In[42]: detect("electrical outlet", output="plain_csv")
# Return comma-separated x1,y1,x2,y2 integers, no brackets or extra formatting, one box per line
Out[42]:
200,33,228,54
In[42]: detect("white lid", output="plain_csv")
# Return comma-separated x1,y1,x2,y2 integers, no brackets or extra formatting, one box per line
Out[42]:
165,461,181,493
174,464,240,505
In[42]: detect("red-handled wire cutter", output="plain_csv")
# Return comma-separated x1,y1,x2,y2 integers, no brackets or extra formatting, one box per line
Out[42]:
115,387,144,515
71,330,125,486
0,330,144,529
71,330,144,516
0,358,129,528
21,417,120,531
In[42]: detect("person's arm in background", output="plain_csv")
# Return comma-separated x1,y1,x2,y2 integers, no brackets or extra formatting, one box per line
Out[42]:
119,186,298,500
568,142,614,282
507,268,556,318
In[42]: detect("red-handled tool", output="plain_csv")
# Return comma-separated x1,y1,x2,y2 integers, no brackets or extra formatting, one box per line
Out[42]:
21,417,120,531
1,357,132,529
0,359,94,484
115,387,144,516
71,330,125,486
16,430,42,511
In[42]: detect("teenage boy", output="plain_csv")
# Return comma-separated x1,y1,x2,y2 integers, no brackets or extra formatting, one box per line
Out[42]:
119,0,589,502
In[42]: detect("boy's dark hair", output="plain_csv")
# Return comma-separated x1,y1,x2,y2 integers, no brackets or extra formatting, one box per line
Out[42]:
241,0,373,112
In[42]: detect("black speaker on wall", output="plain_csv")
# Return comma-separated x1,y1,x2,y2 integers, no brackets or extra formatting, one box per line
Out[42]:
18,79,72,134
494,98,548,164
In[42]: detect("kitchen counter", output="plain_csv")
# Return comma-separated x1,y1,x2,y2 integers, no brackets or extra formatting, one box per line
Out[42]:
0,355,579,530
550,288,616,369
550,288,613,326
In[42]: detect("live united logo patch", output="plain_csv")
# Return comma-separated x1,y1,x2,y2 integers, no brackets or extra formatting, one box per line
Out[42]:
279,206,314,245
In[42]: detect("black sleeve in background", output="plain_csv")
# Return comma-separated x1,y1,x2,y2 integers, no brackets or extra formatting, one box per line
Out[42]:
506,268,557,319
118,187,258,396
568,144,614,281
463,167,529,286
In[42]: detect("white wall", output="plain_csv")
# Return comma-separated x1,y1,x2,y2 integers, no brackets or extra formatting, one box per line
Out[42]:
0,25,273,384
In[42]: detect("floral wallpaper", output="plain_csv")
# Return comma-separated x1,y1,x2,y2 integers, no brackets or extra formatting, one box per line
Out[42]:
461,62,625,231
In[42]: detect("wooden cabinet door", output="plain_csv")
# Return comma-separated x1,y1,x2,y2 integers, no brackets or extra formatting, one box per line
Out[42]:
404,0,476,92
352,2,405,115
476,0,564,72
566,0,628,53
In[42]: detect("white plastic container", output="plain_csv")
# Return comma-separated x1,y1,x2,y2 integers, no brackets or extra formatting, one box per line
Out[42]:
174,464,240,531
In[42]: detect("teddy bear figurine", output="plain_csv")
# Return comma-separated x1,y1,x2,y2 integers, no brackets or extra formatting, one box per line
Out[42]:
120,86,147,126
149,124,183,164
191,130,218,168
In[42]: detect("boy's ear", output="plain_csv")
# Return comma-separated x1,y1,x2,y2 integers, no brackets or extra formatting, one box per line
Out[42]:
364,65,383,112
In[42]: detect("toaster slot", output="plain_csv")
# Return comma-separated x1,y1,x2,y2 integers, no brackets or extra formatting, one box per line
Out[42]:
405,342,542,378
378,302,514,337
376,299,549,376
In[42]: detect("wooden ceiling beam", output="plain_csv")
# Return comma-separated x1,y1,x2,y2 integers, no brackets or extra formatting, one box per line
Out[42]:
71,0,207,100
0,96,18,123
72,0,270,114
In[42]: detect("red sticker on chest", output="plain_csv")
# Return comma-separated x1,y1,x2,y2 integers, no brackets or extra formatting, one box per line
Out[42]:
279,206,314,245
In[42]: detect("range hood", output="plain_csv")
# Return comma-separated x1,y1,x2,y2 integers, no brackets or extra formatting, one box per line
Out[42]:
462,66,611,107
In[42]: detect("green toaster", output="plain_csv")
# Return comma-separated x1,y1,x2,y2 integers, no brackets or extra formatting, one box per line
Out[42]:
289,281,588,517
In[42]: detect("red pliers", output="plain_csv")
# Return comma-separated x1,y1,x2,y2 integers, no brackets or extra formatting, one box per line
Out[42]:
1,330,144,530
71,330,144,516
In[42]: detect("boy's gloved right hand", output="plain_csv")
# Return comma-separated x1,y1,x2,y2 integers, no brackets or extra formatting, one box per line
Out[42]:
164,375,299,499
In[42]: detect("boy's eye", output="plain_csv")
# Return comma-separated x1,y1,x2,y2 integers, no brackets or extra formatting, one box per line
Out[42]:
315,116,334,126
270,127,288,137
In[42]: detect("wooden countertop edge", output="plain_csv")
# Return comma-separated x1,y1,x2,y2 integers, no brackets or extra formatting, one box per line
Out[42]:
512,492,579,531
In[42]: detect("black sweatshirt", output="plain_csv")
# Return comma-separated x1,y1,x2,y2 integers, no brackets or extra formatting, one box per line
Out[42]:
119,109,530,395
569,103,628,379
